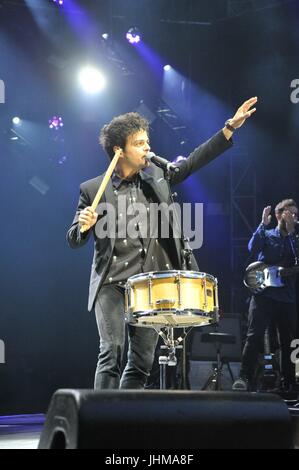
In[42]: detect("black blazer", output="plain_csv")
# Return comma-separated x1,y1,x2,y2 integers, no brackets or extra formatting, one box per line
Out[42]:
67,130,232,311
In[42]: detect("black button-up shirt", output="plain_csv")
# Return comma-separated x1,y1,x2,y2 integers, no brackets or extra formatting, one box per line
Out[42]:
103,171,175,286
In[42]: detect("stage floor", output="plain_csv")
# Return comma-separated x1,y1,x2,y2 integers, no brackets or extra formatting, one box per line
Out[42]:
0,415,44,450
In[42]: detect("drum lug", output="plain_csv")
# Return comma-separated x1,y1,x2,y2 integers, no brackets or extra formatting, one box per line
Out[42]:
148,273,153,308
203,276,207,309
125,282,131,313
214,278,219,311
175,272,182,308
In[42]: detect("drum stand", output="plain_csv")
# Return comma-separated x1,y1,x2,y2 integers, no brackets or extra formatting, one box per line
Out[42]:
157,171,192,390
158,327,190,390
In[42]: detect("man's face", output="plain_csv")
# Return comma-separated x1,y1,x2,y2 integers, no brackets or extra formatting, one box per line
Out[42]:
276,205,298,226
121,129,150,171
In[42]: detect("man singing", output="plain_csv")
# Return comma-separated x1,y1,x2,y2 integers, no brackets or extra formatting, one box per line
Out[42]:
67,97,257,389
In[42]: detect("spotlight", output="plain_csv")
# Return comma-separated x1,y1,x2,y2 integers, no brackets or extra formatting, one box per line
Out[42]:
126,27,141,44
12,117,21,125
49,116,64,130
163,65,172,71
52,0,64,5
78,67,106,94
101,33,109,40
58,156,67,165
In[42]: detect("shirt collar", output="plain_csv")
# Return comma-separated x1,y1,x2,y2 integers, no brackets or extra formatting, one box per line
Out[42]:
112,171,140,189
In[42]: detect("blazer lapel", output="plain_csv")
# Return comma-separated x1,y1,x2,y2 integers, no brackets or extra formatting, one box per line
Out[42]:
140,171,169,204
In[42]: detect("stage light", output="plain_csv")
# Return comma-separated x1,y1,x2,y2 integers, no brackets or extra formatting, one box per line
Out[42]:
101,33,109,40
52,0,64,5
49,116,64,130
126,27,141,44
164,65,172,71
58,156,67,165
12,117,21,125
78,67,106,93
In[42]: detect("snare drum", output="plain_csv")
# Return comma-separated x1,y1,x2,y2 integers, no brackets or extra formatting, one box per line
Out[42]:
125,270,219,328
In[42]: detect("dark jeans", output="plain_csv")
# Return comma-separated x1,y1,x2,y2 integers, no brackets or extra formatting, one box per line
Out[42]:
94,284,158,389
241,295,297,387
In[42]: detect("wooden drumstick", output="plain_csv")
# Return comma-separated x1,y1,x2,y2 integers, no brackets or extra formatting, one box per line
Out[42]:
80,149,122,233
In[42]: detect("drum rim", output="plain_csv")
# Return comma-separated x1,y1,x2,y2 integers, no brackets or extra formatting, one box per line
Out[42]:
131,308,214,317
126,270,216,283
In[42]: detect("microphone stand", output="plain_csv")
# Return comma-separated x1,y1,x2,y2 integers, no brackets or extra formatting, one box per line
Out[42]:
163,167,193,271
161,165,194,390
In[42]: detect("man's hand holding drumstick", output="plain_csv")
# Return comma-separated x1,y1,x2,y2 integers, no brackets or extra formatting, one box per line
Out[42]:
78,148,122,233
78,207,98,231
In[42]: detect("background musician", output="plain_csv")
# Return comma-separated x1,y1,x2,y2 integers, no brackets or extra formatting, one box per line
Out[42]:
233,199,299,392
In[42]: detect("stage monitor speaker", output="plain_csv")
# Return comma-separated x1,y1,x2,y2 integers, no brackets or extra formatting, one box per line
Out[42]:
189,313,242,361
38,389,293,449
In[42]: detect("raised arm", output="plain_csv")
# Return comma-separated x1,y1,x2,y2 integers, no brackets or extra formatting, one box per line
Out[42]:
248,206,271,254
170,97,257,186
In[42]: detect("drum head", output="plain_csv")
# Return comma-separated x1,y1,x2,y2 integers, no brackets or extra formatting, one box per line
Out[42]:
127,270,216,284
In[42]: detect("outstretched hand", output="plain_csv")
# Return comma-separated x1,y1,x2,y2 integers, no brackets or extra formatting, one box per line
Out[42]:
230,97,257,129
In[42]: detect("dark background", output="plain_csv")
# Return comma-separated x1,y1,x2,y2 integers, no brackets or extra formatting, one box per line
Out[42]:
0,0,298,413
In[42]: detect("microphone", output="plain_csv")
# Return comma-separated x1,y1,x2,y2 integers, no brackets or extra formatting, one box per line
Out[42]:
146,152,180,173
291,221,299,236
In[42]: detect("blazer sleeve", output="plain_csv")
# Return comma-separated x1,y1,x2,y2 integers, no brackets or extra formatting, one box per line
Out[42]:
66,184,93,249
170,130,233,186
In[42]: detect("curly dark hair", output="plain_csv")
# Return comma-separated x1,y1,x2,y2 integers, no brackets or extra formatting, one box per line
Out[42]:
99,112,149,160
275,198,298,214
